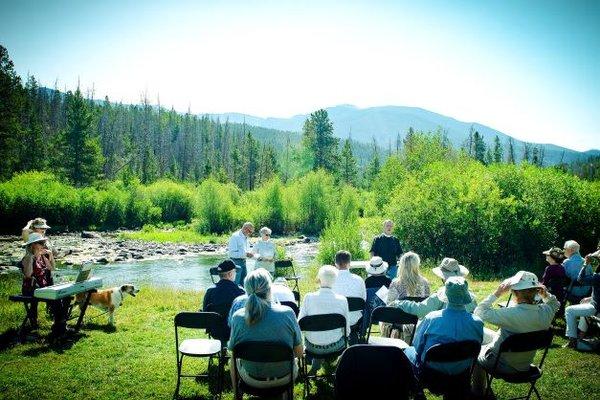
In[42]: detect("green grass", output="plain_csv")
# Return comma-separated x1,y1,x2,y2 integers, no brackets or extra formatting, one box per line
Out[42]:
1,267,598,400
120,228,229,244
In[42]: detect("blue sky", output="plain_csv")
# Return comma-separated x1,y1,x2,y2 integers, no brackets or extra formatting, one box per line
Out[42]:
1,0,599,150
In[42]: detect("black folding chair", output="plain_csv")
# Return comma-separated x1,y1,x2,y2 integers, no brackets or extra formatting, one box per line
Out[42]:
421,340,482,399
274,259,300,292
232,341,295,399
280,301,300,317
367,306,418,348
564,278,592,305
483,329,554,400
298,313,348,398
204,302,234,345
293,290,301,303
334,344,415,399
346,296,366,343
174,312,225,399
209,267,220,284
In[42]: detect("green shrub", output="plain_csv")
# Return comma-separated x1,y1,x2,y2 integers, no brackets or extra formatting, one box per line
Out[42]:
145,180,195,223
255,177,286,234
196,179,237,234
295,170,334,234
318,217,368,265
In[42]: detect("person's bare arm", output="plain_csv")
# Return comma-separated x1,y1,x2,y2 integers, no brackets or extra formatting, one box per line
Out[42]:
22,255,33,278
293,344,304,359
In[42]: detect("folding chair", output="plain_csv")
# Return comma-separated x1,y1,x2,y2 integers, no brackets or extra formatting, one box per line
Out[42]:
483,329,554,400
421,340,481,399
334,344,415,399
280,301,300,317
292,290,301,303
298,313,348,398
209,267,220,284
232,341,295,399
346,296,366,343
274,259,300,292
564,279,592,305
367,306,418,348
174,312,225,399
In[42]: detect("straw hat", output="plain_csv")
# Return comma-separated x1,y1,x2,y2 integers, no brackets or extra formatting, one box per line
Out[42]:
366,256,388,275
22,232,48,247
432,258,469,280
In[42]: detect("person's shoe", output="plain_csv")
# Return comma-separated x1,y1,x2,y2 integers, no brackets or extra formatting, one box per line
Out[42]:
562,338,577,348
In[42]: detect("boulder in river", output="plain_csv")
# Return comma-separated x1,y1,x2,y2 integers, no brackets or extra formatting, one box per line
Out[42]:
81,231,101,239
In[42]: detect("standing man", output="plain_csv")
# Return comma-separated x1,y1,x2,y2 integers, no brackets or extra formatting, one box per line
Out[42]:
370,219,403,279
228,222,254,286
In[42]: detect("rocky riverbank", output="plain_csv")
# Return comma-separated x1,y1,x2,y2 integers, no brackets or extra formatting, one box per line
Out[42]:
0,231,316,274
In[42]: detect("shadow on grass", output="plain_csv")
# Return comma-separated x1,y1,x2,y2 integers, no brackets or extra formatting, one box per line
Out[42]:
21,331,88,356
82,321,117,333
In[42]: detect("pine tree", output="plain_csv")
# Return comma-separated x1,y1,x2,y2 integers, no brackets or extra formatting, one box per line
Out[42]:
473,131,486,163
364,139,380,188
243,131,259,190
301,109,339,173
493,135,503,163
523,142,532,163
339,138,358,185
59,86,104,186
22,75,45,171
507,138,516,164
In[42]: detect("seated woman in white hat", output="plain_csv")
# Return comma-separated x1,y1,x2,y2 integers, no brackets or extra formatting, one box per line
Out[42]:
365,256,392,289
471,271,559,396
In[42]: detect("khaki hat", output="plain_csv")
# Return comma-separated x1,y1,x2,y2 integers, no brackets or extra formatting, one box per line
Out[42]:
542,247,565,262
432,258,469,280
31,218,50,229
437,276,474,306
505,271,541,291
22,232,48,247
366,256,388,275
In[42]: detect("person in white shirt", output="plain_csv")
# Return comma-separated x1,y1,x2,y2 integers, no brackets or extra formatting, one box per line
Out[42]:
331,250,366,344
471,271,559,396
254,226,276,274
271,277,297,304
228,222,254,285
299,265,350,372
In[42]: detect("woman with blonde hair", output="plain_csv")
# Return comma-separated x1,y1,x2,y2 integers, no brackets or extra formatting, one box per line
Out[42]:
382,251,430,338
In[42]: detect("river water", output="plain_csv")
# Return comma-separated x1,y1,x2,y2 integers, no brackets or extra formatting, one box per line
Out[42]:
54,242,319,291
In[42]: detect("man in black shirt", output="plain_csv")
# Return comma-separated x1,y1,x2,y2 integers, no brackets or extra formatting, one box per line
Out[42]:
369,219,403,279
202,259,245,342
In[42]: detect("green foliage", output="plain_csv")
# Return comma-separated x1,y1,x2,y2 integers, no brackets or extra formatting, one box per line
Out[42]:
295,170,334,234
196,178,237,234
339,138,358,186
254,177,286,234
144,180,195,223
318,217,367,265
301,109,339,173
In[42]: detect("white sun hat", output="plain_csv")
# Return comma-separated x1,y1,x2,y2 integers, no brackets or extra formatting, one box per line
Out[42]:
22,232,48,247
505,271,541,291
432,258,469,280
366,256,388,275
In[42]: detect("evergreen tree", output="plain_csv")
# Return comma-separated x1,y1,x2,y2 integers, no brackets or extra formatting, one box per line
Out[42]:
339,138,358,185
507,137,516,164
484,147,494,165
364,139,380,187
59,86,103,186
22,75,45,171
473,131,486,163
523,142,532,163
243,131,259,190
301,109,339,173
493,135,503,163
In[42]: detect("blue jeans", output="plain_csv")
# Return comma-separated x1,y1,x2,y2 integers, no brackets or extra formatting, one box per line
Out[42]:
386,264,398,279
232,258,247,286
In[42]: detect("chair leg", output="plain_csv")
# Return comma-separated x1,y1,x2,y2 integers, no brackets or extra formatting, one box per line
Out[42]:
532,384,542,400
174,354,183,399
484,374,494,399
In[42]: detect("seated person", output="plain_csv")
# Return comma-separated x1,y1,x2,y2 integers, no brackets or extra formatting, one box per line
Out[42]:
563,240,592,302
404,277,483,376
384,252,430,339
331,250,366,344
541,247,567,302
227,268,277,326
471,271,559,396
202,259,245,342
228,269,303,395
365,256,392,289
298,265,350,372
271,277,297,304
564,254,600,348
20,232,55,328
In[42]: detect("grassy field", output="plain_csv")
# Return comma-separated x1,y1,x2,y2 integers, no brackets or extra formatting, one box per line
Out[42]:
0,264,598,400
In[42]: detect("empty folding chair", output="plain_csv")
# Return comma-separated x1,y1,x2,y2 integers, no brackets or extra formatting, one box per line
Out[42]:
483,329,554,400
334,344,415,399
174,312,225,399
346,296,366,343
298,313,348,398
232,341,296,399
367,306,418,348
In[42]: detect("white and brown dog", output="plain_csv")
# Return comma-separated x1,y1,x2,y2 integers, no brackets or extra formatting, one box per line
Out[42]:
77,284,139,325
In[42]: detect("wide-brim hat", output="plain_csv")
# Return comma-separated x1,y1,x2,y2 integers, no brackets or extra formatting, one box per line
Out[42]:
217,259,237,273
32,220,50,229
542,247,564,261
437,276,474,306
366,256,388,275
432,258,469,280
22,232,48,247
506,270,541,291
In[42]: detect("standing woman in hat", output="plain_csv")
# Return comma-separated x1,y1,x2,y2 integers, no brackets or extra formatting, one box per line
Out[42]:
471,271,559,396
20,232,56,328
253,227,276,275
22,217,57,257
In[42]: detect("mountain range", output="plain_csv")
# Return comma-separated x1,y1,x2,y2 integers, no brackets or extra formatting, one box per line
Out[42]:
209,105,599,165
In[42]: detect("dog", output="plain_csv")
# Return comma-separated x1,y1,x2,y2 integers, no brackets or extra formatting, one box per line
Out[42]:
76,284,139,325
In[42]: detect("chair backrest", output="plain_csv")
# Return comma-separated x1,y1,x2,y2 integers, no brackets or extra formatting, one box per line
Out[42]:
209,267,220,284
292,290,300,302
546,275,571,289
424,340,481,364
499,329,553,353
280,301,300,317
335,344,414,399
233,341,294,363
370,306,418,325
174,311,221,330
346,297,366,312
299,313,347,332
274,259,293,269
204,302,234,341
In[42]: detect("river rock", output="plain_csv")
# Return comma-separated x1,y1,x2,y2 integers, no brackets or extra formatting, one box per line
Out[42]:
81,231,101,239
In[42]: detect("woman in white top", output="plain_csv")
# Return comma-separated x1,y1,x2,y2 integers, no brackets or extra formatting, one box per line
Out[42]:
254,226,276,274
298,265,350,372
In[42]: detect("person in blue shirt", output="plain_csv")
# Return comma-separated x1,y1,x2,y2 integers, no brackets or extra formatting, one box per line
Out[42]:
563,240,592,301
404,277,484,377
202,259,245,342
